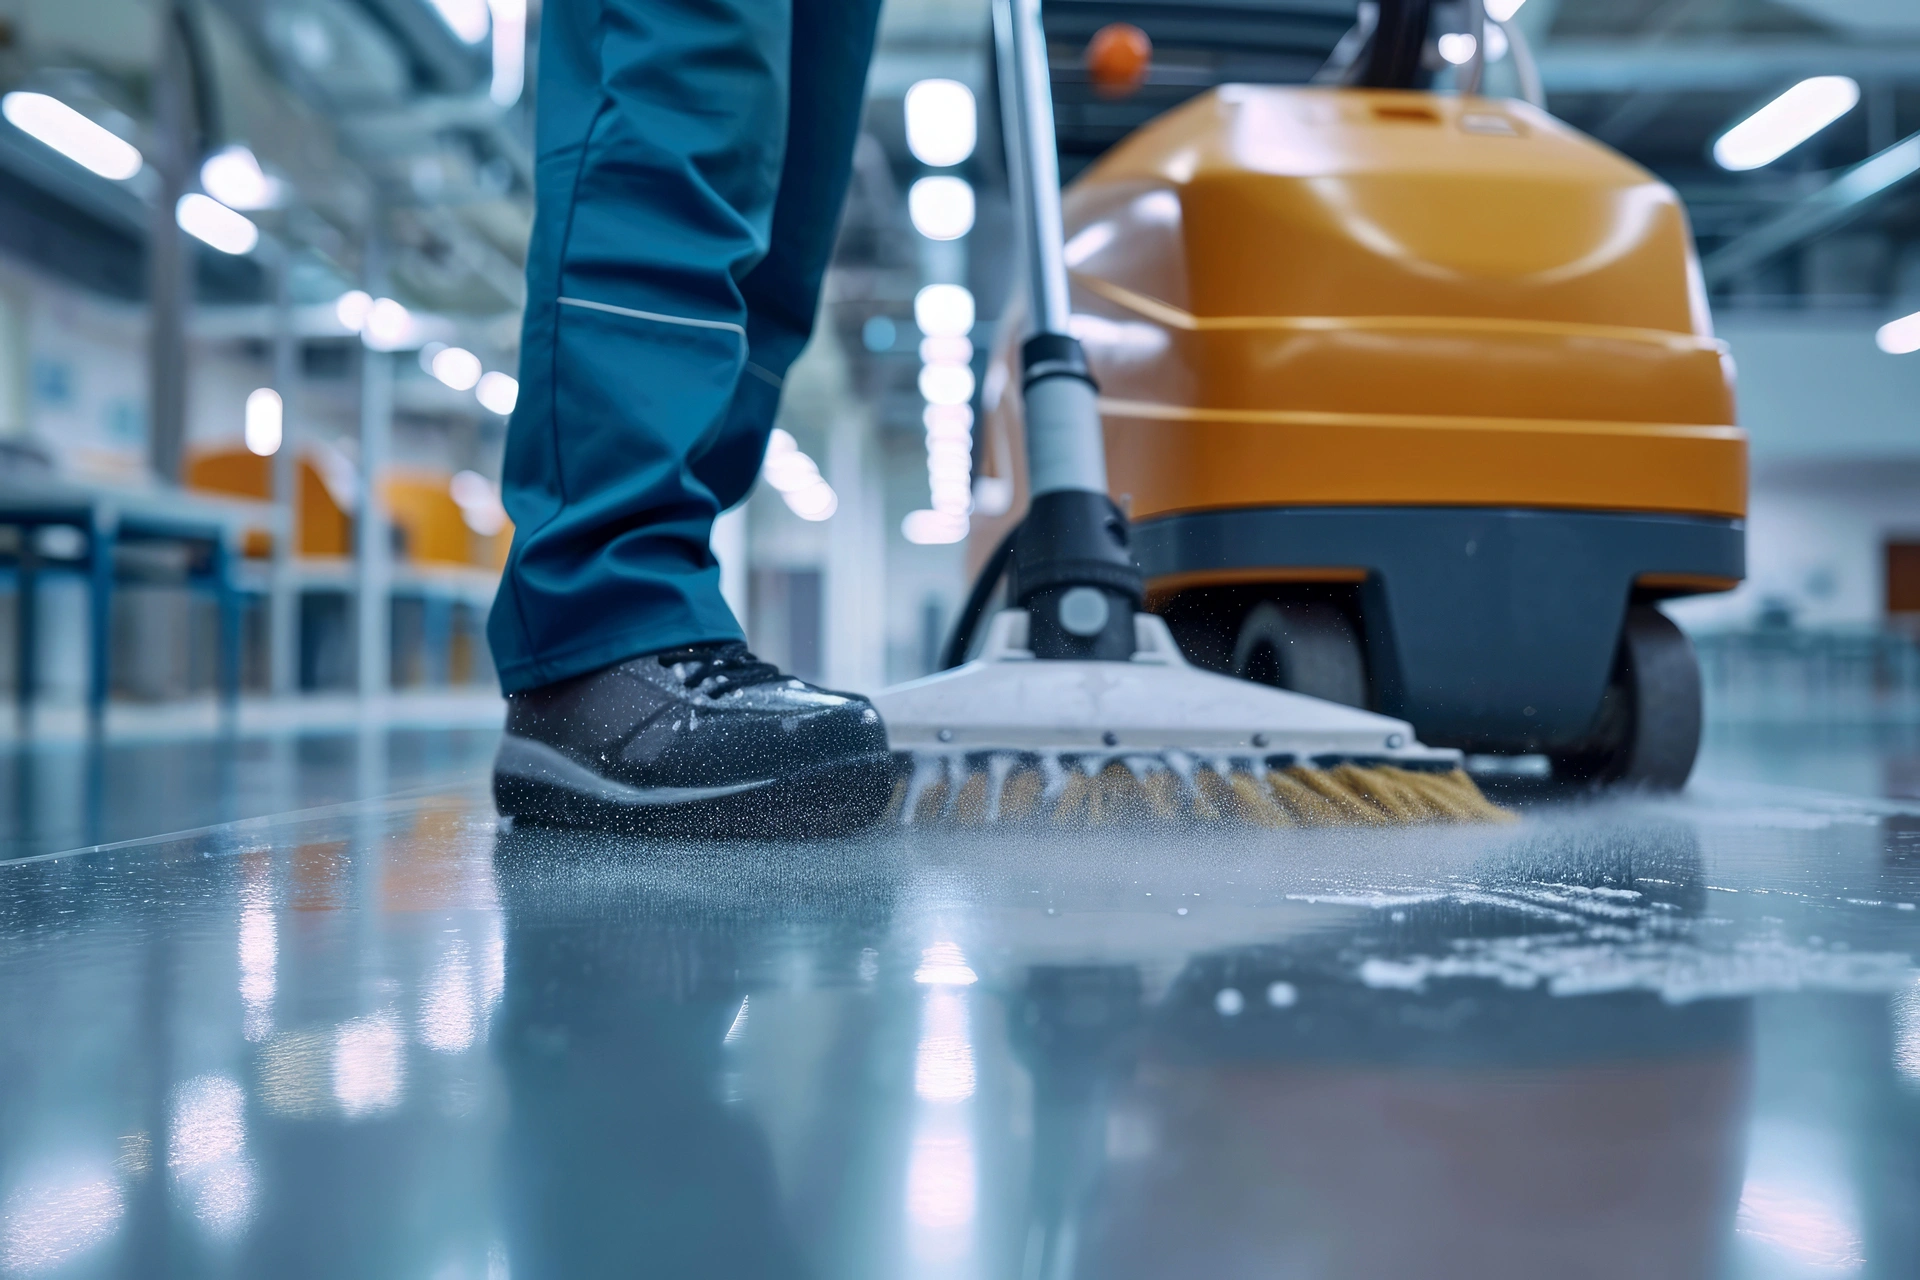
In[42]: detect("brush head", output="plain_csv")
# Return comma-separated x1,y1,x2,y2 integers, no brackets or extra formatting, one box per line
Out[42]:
874,611,1461,762
889,750,1511,827
875,614,1512,832
874,610,1509,826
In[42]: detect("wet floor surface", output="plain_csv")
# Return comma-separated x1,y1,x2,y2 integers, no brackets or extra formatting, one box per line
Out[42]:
0,729,502,863
0,728,1916,1279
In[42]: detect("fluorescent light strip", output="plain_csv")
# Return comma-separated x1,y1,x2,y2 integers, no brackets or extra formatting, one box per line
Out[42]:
1,91,142,180
1714,77,1860,172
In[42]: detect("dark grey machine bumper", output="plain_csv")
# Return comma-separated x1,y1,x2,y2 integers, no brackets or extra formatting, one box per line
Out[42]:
1135,507,1744,753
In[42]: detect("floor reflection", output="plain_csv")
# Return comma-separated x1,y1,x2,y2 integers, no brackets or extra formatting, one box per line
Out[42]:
490,825,906,1280
0,728,498,863
0,753,1912,1279
1020,950,1751,1278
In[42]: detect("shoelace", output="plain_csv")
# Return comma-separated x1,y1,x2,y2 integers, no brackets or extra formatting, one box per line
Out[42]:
655,641,788,696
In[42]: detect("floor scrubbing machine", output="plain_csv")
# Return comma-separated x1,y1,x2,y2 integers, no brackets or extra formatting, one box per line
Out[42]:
960,0,1746,790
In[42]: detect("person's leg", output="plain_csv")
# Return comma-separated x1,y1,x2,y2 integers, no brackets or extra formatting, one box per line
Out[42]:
691,0,886,512
487,0,897,835
489,0,792,696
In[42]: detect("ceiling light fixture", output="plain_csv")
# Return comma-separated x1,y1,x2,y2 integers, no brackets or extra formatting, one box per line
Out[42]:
200,145,283,211
1,91,142,180
1436,32,1476,65
176,193,259,255
901,509,969,545
244,388,283,457
909,176,975,241
361,298,414,350
1875,310,1920,355
476,371,519,415
449,470,509,535
917,363,975,407
904,79,977,168
1714,77,1861,172
335,290,373,332
913,284,975,338
429,346,484,390
760,428,838,521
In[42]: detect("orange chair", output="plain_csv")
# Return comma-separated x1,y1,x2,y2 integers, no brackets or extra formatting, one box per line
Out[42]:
382,469,511,569
184,449,352,558
185,450,509,569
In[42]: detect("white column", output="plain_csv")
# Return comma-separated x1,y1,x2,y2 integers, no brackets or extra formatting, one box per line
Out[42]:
356,346,392,701
712,502,750,634
825,404,886,693
268,249,299,698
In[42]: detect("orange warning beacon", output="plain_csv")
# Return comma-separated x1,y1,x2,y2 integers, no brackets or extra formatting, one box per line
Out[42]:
1085,23,1152,99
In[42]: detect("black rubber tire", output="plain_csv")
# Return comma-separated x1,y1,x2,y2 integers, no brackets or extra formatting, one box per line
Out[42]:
1551,605,1702,791
1231,601,1369,709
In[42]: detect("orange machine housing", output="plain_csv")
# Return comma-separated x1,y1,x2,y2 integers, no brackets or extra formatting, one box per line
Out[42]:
976,87,1747,754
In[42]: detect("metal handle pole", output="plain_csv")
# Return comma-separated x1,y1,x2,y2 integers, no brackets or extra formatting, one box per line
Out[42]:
992,0,1032,299
992,0,1140,660
1004,0,1074,336
1461,0,1487,96
992,0,1109,498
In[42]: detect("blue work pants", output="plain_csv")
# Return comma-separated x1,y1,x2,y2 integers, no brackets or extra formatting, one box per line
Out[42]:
489,0,883,694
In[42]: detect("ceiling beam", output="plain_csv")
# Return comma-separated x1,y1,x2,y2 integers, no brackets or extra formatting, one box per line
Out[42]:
1541,39,1920,95
1701,131,1920,286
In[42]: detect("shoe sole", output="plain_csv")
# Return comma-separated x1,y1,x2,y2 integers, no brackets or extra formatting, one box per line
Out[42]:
493,733,898,839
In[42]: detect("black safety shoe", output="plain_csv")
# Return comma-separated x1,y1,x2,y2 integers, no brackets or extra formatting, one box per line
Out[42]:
493,642,896,837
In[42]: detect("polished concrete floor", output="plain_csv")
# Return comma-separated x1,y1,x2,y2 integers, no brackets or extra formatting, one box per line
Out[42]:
0,728,501,863
0,723,1916,1278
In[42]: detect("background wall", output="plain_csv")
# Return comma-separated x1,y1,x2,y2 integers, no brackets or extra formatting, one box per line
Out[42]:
1670,316,1920,632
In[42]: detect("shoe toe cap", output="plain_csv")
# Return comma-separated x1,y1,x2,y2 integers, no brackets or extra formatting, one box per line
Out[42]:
617,696,888,785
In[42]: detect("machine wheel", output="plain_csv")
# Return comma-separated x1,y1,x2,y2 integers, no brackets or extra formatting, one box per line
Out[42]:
1231,601,1369,708
1550,606,1701,791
